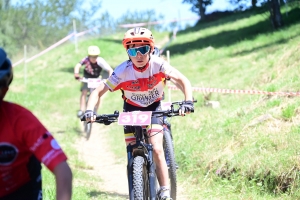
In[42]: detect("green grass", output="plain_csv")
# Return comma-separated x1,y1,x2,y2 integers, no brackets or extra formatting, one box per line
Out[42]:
6,4,300,199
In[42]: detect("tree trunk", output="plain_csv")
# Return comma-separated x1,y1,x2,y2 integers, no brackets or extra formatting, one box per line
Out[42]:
198,0,206,21
252,0,257,8
269,0,283,29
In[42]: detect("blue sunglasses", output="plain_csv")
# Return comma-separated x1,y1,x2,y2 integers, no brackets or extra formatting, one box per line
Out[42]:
127,45,150,57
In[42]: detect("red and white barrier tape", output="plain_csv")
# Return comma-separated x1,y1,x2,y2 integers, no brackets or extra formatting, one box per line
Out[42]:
167,85,300,97
13,33,75,67
12,27,100,67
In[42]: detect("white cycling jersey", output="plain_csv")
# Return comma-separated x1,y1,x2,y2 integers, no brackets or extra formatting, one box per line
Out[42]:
105,56,173,107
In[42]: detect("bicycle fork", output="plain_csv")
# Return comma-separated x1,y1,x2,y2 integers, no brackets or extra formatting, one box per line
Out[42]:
127,143,157,200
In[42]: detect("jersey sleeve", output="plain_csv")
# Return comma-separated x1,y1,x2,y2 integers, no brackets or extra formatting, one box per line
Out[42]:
157,57,173,79
104,63,126,91
79,57,88,65
15,108,67,172
97,57,113,72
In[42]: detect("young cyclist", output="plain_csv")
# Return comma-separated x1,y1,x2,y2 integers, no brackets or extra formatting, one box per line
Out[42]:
84,27,194,200
0,48,72,200
74,45,113,117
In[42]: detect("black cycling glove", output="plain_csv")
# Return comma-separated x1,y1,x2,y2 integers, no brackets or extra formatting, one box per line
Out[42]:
74,73,80,80
180,100,194,113
84,110,96,119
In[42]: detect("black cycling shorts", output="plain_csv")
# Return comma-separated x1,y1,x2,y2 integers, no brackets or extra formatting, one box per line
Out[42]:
0,178,42,200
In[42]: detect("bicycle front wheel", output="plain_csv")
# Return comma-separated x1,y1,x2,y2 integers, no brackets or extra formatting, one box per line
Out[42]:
163,129,177,200
85,122,92,140
133,156,150,200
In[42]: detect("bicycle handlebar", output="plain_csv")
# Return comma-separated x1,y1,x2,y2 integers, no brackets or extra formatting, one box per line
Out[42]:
79,77,102,83
80,100,197,125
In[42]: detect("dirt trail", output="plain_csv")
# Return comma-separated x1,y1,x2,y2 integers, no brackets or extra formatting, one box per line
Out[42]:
76,123,189,200
76,124,128,199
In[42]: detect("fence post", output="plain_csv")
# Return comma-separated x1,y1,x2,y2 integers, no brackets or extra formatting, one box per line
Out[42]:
73,19,78,53
24,45,27,86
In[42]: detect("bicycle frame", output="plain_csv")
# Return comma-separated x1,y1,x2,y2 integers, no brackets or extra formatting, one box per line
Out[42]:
127,126,157,200
80,100,196,200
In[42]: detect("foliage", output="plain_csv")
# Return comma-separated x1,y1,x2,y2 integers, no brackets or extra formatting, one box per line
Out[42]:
182,0,213,19
115,9,165,32
0,0,114,57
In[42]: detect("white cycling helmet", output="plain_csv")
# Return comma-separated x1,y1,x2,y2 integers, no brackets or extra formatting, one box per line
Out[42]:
88,46,100,56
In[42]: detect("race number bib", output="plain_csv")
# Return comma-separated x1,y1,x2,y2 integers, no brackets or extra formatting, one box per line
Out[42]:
87,78,102,88
118,111,152,126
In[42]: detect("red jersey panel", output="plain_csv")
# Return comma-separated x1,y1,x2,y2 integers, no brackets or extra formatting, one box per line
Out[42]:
0,101,67,197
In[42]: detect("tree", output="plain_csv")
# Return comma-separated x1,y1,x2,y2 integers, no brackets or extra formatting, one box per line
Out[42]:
0,0,113,56
182,0,213,21
116,9,164,32
268,0,283,29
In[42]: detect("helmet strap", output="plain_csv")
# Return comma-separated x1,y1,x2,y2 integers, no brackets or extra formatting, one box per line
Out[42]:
0,87,8,101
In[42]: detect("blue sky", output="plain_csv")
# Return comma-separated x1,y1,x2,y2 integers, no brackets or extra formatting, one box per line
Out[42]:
99,0,233,27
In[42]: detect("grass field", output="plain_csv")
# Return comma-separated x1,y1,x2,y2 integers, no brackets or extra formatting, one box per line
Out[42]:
6,4,300,199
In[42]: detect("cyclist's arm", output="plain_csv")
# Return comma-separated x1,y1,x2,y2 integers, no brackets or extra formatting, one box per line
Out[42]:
15,106,73,199
53,161,72,200
167,67,193,101
74,63,82,77
169,78,184,93
86,82,109,110
74,63,81,75
97,57,114,76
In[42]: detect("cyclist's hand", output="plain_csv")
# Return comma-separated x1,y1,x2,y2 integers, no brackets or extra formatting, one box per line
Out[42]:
84,110,96,122
74,73,80,80
179,100,194,116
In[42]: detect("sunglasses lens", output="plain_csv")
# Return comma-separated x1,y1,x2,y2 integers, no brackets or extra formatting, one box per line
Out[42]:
127,48,138,57
127,46,150,57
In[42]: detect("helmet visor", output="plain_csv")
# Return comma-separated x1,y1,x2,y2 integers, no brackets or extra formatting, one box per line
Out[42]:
127,45,150,57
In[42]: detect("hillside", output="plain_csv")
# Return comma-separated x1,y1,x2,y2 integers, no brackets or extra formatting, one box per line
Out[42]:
6,4,300,199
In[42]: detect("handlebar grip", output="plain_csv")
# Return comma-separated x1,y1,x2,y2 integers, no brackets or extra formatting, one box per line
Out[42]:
80,116,86,121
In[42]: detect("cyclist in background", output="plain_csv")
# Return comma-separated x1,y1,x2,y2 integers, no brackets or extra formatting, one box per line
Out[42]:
0,48,72,200
74,45,113,118
152,46,161,57
84,28,194,200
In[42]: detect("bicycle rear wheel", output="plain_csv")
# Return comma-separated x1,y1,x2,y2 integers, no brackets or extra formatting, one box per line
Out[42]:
133,156,150,200
163,129,177,200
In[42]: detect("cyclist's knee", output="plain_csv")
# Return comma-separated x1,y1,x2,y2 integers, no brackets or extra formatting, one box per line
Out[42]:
81,90,88,96
152,146,164,157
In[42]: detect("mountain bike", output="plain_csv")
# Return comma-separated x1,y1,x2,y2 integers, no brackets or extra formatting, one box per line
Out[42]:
80,77,102,140
81,100,196,199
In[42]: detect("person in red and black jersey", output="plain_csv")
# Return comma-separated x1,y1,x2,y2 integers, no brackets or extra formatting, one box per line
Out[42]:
0,48,72,200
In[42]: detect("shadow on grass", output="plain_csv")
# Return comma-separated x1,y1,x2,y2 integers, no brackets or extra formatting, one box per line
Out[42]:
167,7,300,56
73,126,82,136
232,33,299,56
101,38,122,45
182,7,270,35
87,190,128,199
60,65,74,74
